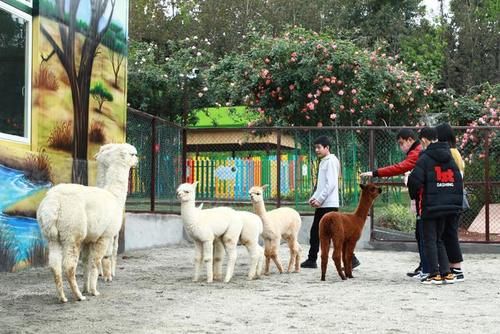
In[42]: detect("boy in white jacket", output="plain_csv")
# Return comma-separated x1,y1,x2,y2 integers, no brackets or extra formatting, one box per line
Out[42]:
301,136,360,269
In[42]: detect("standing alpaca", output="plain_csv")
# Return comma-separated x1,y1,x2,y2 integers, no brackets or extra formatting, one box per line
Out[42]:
88,144,127,282
37,144,137,302
177,182,244,283
213,211,264,280
319,183,382,281
249,185,302,274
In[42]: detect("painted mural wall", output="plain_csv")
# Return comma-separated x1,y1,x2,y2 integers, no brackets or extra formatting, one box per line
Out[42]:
0,0,129,272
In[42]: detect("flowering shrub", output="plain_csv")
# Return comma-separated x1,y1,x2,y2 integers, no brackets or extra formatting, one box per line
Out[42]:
445,84,499,162
209,27,435,127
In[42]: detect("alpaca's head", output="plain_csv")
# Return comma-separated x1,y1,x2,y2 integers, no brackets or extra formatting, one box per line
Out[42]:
176,182,198,203
359,183,382,202
95,143,138,168
249,185,267,204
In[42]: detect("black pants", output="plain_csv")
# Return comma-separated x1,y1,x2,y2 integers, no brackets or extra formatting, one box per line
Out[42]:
308,207,338,261
442,213,463,263
423,216,451,275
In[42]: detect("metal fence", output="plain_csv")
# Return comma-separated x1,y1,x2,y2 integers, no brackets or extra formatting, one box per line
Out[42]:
125,108,499,243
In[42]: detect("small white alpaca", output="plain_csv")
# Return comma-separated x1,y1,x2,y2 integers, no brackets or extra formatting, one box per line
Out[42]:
249,185,302,274
37,143,137,302
177,182,244,283
213,211,264,280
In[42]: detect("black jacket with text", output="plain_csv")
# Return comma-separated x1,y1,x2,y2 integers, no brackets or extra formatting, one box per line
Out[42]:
407,142,463,219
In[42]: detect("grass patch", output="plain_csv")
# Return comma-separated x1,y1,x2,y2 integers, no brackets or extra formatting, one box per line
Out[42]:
48,121,73,152
0,225,16,272
89,120,106,143
375,204,415,233
34,65,59,91
27,236,48,267
23,149,52,184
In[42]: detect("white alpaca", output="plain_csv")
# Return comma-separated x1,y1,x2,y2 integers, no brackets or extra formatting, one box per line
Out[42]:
213,210,264,280
249,185,302,274
90,144,127,282
177,182,244,283
36,144,138,302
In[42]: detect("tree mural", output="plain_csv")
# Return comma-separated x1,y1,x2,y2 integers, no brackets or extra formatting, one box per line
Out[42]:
40,0,116,185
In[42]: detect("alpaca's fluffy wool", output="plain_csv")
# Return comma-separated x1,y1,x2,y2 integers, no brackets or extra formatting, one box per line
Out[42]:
249,185,302,275
37,144,137,303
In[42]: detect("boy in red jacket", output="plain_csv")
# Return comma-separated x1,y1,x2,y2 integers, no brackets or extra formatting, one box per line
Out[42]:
360,128,427,278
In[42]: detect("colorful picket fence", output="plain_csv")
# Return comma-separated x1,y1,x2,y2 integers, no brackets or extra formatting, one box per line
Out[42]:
186,155,312,201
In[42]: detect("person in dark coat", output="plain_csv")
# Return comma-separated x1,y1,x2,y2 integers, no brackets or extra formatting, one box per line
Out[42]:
407,127,463,285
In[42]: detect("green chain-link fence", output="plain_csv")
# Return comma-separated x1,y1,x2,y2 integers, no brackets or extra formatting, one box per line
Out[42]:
125,108,499,243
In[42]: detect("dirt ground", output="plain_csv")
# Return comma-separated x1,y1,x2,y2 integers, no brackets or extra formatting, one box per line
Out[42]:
1,244,499,334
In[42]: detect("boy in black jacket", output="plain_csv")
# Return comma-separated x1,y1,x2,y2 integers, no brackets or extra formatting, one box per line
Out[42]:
407,127,463,285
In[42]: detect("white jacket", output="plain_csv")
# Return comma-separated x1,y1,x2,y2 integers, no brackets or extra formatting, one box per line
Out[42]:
310,154,340,208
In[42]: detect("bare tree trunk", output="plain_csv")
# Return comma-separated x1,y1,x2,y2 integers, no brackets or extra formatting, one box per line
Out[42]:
41,0,116,185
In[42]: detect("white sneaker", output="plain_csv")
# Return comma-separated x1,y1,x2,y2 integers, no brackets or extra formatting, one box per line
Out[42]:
412,271,429,280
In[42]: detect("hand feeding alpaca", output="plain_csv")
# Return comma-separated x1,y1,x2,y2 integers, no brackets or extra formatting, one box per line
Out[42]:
249,185,302,274
36,144,138,302
319,183,381,281
177,182,244,283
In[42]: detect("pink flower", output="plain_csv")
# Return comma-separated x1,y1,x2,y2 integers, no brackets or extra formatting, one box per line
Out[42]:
317,121,323,127
291,52,297,58
322,85,331,92
313,99,319,104
289,84,295,91
351,89,357,95
307,93,313,99
389,104,394,109
260,69,269,79
337,90,344,96
366,120,372,125
330,113,337,120
307,102,315,110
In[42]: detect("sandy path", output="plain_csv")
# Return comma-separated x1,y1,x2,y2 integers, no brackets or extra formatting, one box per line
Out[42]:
1,244,499,334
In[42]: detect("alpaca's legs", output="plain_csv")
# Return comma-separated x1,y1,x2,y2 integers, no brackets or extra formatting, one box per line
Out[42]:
344,241,356,279
193,242,203,282
286,237,301,273
48,241,67,303
332,238,346,280
222,240,237,283
81,243,91,294
111,235,119,277
255,245,264,278
202,241,214,283
245,243,262,280
102,238,115,282
270,239,284,273
320,236,330,281
263,239,272,275
294,242,302,273
62,242,86,301
88,238,109,296
213,239,225,281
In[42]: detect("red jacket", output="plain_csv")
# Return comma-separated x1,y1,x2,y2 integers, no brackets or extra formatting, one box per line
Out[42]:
373,142,422,177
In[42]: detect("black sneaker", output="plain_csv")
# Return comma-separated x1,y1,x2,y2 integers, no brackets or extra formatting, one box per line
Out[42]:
451,268,465,282
352,255,361,269
406,265,422,277
300,259,317,269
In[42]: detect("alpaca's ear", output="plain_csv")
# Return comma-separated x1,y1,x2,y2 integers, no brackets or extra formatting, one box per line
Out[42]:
192,181,199,189
359,183,365,190
261,184,268,190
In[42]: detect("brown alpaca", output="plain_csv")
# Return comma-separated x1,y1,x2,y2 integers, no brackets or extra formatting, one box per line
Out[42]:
319,183,382,281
